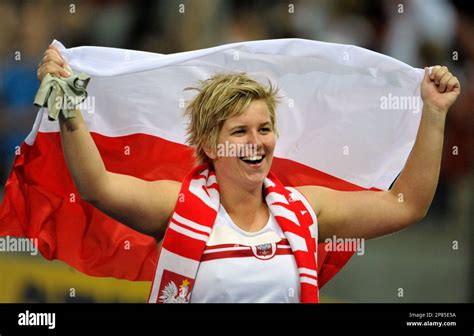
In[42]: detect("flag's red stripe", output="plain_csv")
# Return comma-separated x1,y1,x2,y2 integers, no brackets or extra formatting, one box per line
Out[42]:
0,131,368,282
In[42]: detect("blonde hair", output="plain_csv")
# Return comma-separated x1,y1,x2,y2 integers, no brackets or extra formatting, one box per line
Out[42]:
184,72,279,164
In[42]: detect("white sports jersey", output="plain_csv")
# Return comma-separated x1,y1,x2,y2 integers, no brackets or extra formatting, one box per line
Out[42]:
190,203,301,303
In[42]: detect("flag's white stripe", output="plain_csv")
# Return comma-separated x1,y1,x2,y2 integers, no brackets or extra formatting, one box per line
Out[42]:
30,39,424,191
54,38,420,79
25,108,45,146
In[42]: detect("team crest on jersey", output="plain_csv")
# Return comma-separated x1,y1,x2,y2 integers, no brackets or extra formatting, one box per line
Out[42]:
251,242,277,260
158,270,194,303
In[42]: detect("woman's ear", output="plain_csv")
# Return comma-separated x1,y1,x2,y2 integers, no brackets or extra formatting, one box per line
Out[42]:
203,146,217,160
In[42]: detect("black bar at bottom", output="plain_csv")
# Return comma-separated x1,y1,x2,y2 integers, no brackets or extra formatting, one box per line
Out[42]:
0,303,472,335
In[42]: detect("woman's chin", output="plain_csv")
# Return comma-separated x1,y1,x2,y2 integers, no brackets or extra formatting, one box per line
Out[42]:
241,167,269,185
246,172,266,183
239,158,273,182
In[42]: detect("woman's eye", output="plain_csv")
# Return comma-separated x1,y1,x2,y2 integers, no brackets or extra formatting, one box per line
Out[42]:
232,128,271,135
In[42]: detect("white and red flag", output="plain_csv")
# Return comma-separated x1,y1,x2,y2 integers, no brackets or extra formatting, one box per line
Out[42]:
0,39,424,287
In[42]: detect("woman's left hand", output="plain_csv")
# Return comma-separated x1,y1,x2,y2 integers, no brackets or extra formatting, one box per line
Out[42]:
421,65,461,115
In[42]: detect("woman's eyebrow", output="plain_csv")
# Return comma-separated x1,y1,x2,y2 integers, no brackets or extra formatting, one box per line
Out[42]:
229,125,246,132
229,121,272,131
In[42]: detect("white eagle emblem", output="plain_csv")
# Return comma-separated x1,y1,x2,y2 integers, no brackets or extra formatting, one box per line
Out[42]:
251,242,277,260
159,279,192,303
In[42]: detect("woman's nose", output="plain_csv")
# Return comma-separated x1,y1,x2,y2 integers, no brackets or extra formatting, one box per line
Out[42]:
246,131,264,154
247,130,261,145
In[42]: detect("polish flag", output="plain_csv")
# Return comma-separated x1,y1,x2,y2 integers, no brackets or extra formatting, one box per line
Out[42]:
0,39,424,287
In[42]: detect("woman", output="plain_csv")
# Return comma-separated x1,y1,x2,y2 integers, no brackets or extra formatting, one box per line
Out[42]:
37,44,461,303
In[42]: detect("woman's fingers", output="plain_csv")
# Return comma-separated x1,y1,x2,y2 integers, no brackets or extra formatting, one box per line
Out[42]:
43,49,64,67
37,61,70,81
445,77,458,93
37,45,71,81
437,71,452,93
47,44,65,63
36,45,71,80
432,66,449,85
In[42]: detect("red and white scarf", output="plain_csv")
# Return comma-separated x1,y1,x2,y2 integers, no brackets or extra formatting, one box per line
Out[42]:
148,164,319,303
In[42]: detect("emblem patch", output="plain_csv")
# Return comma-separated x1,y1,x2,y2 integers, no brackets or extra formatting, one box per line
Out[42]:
158,270,194,303
251,242,277,260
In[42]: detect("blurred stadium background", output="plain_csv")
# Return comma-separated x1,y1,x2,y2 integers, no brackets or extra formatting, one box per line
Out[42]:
0,0,472,303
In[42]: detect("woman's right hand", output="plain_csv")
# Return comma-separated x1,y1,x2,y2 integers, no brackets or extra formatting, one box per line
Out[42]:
37,44,72,81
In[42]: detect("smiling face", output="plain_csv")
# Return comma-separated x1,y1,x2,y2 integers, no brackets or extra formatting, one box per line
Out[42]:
209,99,276,189
184,72,279,182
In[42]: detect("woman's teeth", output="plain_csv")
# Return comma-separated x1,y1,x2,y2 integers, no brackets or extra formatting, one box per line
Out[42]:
243,155,262,161
240,155,264,164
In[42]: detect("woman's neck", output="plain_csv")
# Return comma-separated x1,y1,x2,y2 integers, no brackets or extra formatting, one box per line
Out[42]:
216,176,268,232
